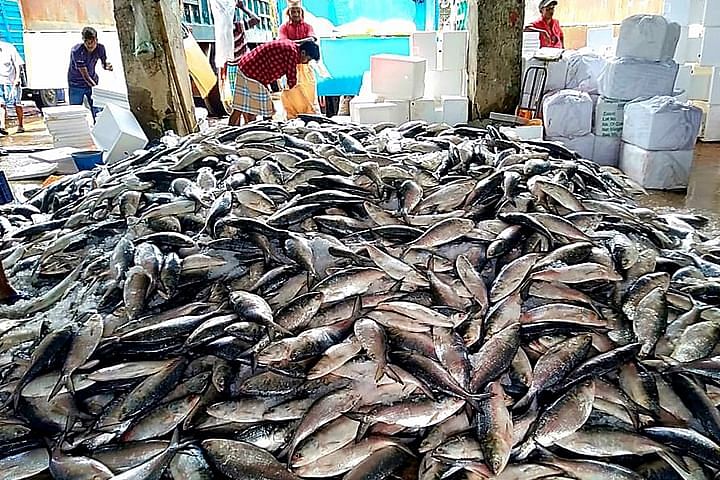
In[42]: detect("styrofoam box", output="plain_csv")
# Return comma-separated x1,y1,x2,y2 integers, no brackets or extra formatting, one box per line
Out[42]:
592,134,622,167
359,71,372,97
370,55,427,101
710,67,720,104
92,104,148,165
594,96,627,137
386,100,411,124
410,31,438,71
703,105,720,140
350,95,381,118
410,98,438,121
704,0,720,27
543,90,594,138
622,96,702,151
523,32,541,57
700,27,720,66
689,65,712,101
664,0,692,25
616,15,681,62
524,55,569,92
676,64,693,92
586,27,615,53
441,95,469,125
546,134,596,160
620,143,694,190
426,70,468,98
438,30,468,71
599,58,679,101
351,102,407,125
501,125,544,141
675,27,690,63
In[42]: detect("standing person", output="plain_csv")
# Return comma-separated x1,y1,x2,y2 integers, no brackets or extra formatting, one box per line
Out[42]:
229,39,320,125
226,1,261,100
0,38,24,135
67,27,113,120
525,0,564,49
278,0,319,117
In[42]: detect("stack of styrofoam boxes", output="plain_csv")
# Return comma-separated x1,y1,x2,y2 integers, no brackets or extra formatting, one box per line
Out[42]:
543,90,595,160
422,30,470,125
350,54,426,125
620,96,702,189
665,0,720,140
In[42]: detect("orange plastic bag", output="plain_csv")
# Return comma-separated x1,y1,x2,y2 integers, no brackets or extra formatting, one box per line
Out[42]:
281,64,317,119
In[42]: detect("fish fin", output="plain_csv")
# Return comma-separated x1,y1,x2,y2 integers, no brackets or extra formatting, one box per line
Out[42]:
48,373,69,401
385,364,403,384
658,450,695,480
512,388,536,412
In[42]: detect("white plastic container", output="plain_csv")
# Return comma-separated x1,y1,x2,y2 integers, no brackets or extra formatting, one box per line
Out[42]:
700,27,720,66
370,55,427,101
598,57,679,101
351,102,407,125
441,95,469,125
92,104,148,165
616,15,681,61
594,96,627,137
438,30,468,71
592,135,622,166
620,142,694,190
410,98,438,121
542,90,594,138
546,134,596,160
410,31,438,71
622,96,703,151
500,125,544,141
426,70,468,98
675,64,693,92
386,100,411,124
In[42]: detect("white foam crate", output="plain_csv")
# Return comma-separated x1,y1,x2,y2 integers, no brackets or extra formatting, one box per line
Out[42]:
709,67,720,104
410,31,437,71
700,27,720,66
689,65,713,101
663,0,705,25
351,102,407,125
704,0,720,26
438,30,468,71
92,104,148,165
410,98,437,121
441,95,469,125
370,54,426,101
620,142,694,190
426,70,468,98
704,104,720,140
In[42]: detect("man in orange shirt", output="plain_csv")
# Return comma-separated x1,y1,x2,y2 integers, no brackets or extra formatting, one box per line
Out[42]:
525,0,564,49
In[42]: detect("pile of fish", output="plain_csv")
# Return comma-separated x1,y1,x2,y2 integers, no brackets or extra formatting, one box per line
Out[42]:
2,116,720,479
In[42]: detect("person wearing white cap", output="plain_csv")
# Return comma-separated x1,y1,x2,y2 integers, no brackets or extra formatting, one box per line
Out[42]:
525,0,564,49
279,0,316,43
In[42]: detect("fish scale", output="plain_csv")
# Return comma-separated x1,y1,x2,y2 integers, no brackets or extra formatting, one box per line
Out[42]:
0,120,717,479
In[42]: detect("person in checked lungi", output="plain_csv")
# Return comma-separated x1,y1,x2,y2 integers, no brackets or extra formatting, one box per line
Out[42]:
229,39,320,126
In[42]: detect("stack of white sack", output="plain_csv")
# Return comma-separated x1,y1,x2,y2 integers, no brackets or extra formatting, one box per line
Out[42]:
598,15,681,101
543,90,595,159
620,96,702,189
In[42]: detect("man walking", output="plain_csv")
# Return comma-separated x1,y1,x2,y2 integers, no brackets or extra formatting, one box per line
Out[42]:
67,27,113,120
229,39,320,125
0,38,25,135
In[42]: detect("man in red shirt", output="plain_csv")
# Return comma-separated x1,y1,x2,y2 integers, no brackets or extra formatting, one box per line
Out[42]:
525,0,564,49
229,39,320,125
279,0,316,42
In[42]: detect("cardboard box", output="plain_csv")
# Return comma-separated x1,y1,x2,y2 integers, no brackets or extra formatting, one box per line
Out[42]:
370,55,427,101
592,134,622,167
594,96,628,137
620,142,694,189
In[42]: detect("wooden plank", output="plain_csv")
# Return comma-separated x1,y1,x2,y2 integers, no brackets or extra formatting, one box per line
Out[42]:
467,0,524,118
114,0,196,140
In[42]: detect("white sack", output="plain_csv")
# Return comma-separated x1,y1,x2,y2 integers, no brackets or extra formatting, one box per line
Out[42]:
622,96,703,151
542,90,594,138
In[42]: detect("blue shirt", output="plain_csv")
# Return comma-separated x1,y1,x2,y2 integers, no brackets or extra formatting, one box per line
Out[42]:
67,43,107,88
